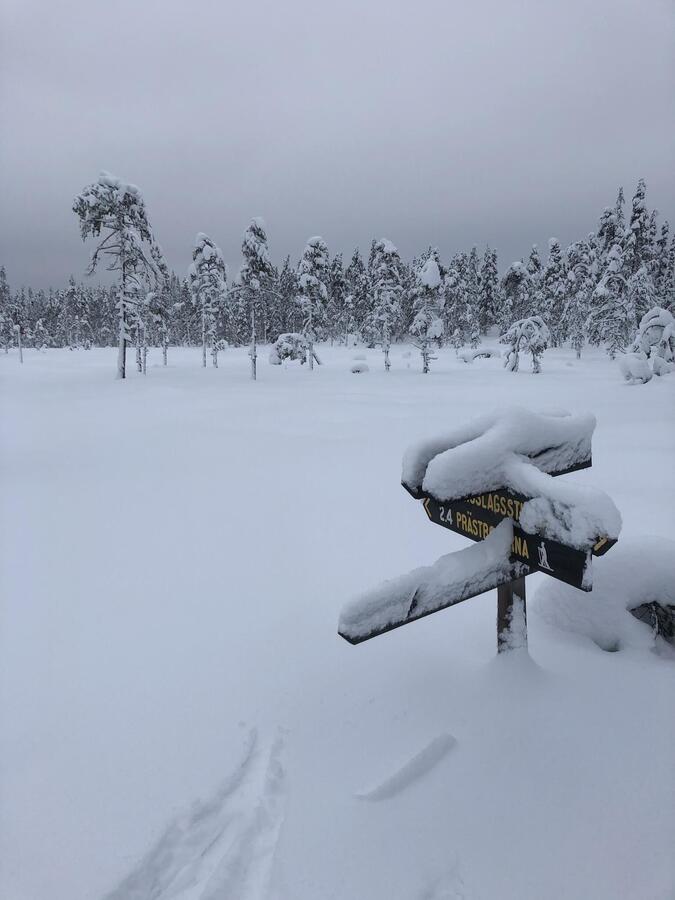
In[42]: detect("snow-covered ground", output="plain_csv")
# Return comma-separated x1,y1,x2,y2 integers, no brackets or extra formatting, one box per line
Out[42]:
1,344,674,900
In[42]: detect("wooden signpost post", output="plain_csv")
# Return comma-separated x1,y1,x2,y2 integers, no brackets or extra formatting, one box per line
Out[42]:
338,415,619,652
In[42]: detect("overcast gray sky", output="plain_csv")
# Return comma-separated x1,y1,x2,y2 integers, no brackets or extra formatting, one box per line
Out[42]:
1,0,674,288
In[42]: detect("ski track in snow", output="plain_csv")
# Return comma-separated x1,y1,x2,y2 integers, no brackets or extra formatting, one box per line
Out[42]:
356,733,457,801
103,728,287,900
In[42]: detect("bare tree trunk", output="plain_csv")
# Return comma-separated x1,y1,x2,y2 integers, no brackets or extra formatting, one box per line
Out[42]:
308,305,314,371
212,344,218,368
142,326,148,375
117,287,126,380
162,329,168,366
250,305,257,381
15,326,23,364
201,308,207,368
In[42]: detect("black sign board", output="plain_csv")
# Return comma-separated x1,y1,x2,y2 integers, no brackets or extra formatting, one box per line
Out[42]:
421,495,591,590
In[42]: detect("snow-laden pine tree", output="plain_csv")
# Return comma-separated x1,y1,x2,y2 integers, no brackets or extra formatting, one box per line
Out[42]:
410,257,443,373
370,238,403,370
73,171,159,378
654,221,671,302
499,261,531,329
561,239,595,358
298,236,329,370
0,266,12,351
465,247,481,348
148,241,171,366
326,253,347,345
59,275,91,349
587,244,633,358
240,219,272,380
443,254,466,347
541,238,567,344
626,266,655,325
344,249,370,342
478,246,499,332
188,233,227,369
623,178,649,276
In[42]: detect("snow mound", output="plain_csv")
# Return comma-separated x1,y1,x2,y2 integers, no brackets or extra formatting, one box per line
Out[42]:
618,353,652,384
339,520,520,643
351,362,369,373
401,408,620,549
534,536,675,653
356,733,457,801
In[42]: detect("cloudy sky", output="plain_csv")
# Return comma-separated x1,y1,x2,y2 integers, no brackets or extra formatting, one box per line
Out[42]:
1,0,674,287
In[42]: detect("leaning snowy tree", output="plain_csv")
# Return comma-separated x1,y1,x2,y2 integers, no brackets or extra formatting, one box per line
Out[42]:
297,236,329,370
188,233,227,369
240,219,273,380
73,171,159,379
370,238,403,370
410,256,444,373
500,315,550,374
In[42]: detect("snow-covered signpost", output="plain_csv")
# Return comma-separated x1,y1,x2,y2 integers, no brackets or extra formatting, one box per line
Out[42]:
338,409,621,653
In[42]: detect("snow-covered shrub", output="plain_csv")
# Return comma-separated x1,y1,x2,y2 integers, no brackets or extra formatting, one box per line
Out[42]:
631,307,675,362
269,332,309,365
500,315,550,373
351,362,369,374
352,353,367,361
652,356,673,377
617,352,652,384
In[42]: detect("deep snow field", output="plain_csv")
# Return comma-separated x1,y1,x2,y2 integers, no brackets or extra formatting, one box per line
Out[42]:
1,343,674,900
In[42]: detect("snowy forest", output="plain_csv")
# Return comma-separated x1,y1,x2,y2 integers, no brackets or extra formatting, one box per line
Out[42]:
1,176,673,375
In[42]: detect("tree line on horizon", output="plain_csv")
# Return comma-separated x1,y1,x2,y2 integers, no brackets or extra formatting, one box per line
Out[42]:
0,174,673,377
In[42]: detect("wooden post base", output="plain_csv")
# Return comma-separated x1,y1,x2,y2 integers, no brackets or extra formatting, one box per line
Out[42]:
497,576,527,652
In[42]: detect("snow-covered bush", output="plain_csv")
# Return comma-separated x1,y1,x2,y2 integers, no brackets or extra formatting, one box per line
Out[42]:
350,362,369,374
617,308,675,383
269,332,309,365
500,315,550,373
617,353,652,384
631,307,675,362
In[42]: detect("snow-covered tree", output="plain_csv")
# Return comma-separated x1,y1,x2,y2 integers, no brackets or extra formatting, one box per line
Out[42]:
623,178,649,276
239,219,272,379
465,247,481,347
370,238,403,370
500,315,550,374
500,261,531,329
410,257,443,373
344,249,370,342
297,236,329,370
326,253,348,345
478,246,499,332
561,239,594,358
654,221,672,302
73,171,159,378
540,238,567,344
587,244,633,358
188,233,227,369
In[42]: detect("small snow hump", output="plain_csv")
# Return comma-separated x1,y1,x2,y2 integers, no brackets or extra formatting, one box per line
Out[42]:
356,733,457,801
351,362,369,374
